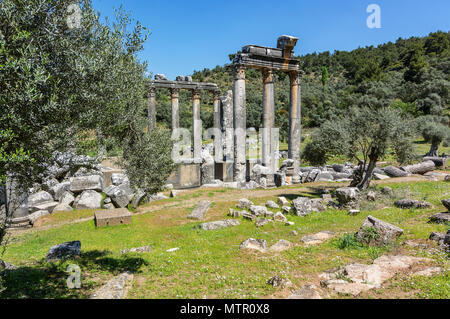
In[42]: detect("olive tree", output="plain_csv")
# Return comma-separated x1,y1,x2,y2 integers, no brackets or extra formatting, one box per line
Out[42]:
418,115,450,157
0,0,173,250
303,107,415,190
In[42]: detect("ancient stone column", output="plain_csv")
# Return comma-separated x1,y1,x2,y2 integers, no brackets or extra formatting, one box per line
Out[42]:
213,91,222,163
221,90,234,163
262,68,275,172
171,88,180,132
147,87,156,132
233,64,247,183
289,71,302,182
192,89,202,163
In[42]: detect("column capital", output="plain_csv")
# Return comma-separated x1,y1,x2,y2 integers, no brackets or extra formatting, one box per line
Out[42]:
192,89,201,100
213,90,221,101
262,68,274,84
289,70,303,86
233,64,246,80
171,88,180,98
148,87,156,98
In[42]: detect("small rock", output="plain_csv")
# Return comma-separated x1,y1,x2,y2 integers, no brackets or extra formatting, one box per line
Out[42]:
356,216,403,246
366,191,376,201
269,239,292,252
266,200,279,209
290,230,298,236
249,205,268,216
228,208,243,218
240,238,267,252
429,212,450,224
292,197,313,217
348,209,360,216
285,221,295,226
282,206,292,214
442,199,450,211
197,219,240,231
166,248,179,252
381,186,393,195
120,246,152,254
394,199,432,209
237,198,254,209
288,285,322,299
273,212,287,223
267,276,292,288
255,218,271,227
277,197,290,207
46,241,81,262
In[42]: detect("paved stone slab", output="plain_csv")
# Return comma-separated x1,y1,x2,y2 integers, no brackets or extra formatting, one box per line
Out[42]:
288,285,322,299
94,208,132,228
188,201,211,220
196,219,240,231
90,272,134,299
301,231,335,246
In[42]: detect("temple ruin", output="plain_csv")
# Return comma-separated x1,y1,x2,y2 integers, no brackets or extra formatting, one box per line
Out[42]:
148,35,303,189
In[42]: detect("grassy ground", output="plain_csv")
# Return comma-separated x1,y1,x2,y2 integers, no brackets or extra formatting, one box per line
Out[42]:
1,179,449,299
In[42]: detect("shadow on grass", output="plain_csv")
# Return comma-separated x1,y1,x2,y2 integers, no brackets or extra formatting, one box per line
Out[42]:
279,186,341,201
0,250,148,299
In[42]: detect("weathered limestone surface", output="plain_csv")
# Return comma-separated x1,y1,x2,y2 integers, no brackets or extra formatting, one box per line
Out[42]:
301,231,335,246
240,238,267,252
90,272,134,299
356,216,404,246
394,199,432,209
70,175,104,193
233,64,247,183
188,200,211,220
196,219,240,231
288,285,322,299
94,208,132,228
46,241,81,262
401,160,435,175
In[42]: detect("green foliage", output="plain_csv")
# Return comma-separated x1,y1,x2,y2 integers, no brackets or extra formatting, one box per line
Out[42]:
337,233,363,249
120,128,176,196
303,107,416,189
417,115,450,156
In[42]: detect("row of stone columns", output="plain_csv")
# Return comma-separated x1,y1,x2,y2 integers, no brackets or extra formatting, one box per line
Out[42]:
232,65,302,183
148,87,221,164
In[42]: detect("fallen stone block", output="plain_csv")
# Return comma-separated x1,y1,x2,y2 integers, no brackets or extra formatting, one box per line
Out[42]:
356,216,403,246
394,199,432,209
237,198,254,209
188,201,211,220
75,190,102,210
429,212,450,224
94,208,132,228
196,219,240,231
90,272,133,299
70,175,104,193
239,238,267,252
277,197,290,207
401,160,435,175
46,241,81,262
267,276,292,289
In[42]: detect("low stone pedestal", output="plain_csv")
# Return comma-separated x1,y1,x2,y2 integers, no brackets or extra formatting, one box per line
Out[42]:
95,208,132,228
167,163,201,189
215,162,234,182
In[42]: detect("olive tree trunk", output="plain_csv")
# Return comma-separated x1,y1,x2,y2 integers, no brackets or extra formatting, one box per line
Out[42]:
425,141,439,157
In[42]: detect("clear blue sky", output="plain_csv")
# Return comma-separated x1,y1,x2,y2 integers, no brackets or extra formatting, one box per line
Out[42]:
93,0,450,80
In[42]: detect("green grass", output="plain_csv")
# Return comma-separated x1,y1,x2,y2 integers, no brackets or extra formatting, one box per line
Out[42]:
1,180,449,299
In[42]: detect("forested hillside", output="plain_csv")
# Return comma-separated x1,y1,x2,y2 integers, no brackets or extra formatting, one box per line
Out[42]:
155,31,449,143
